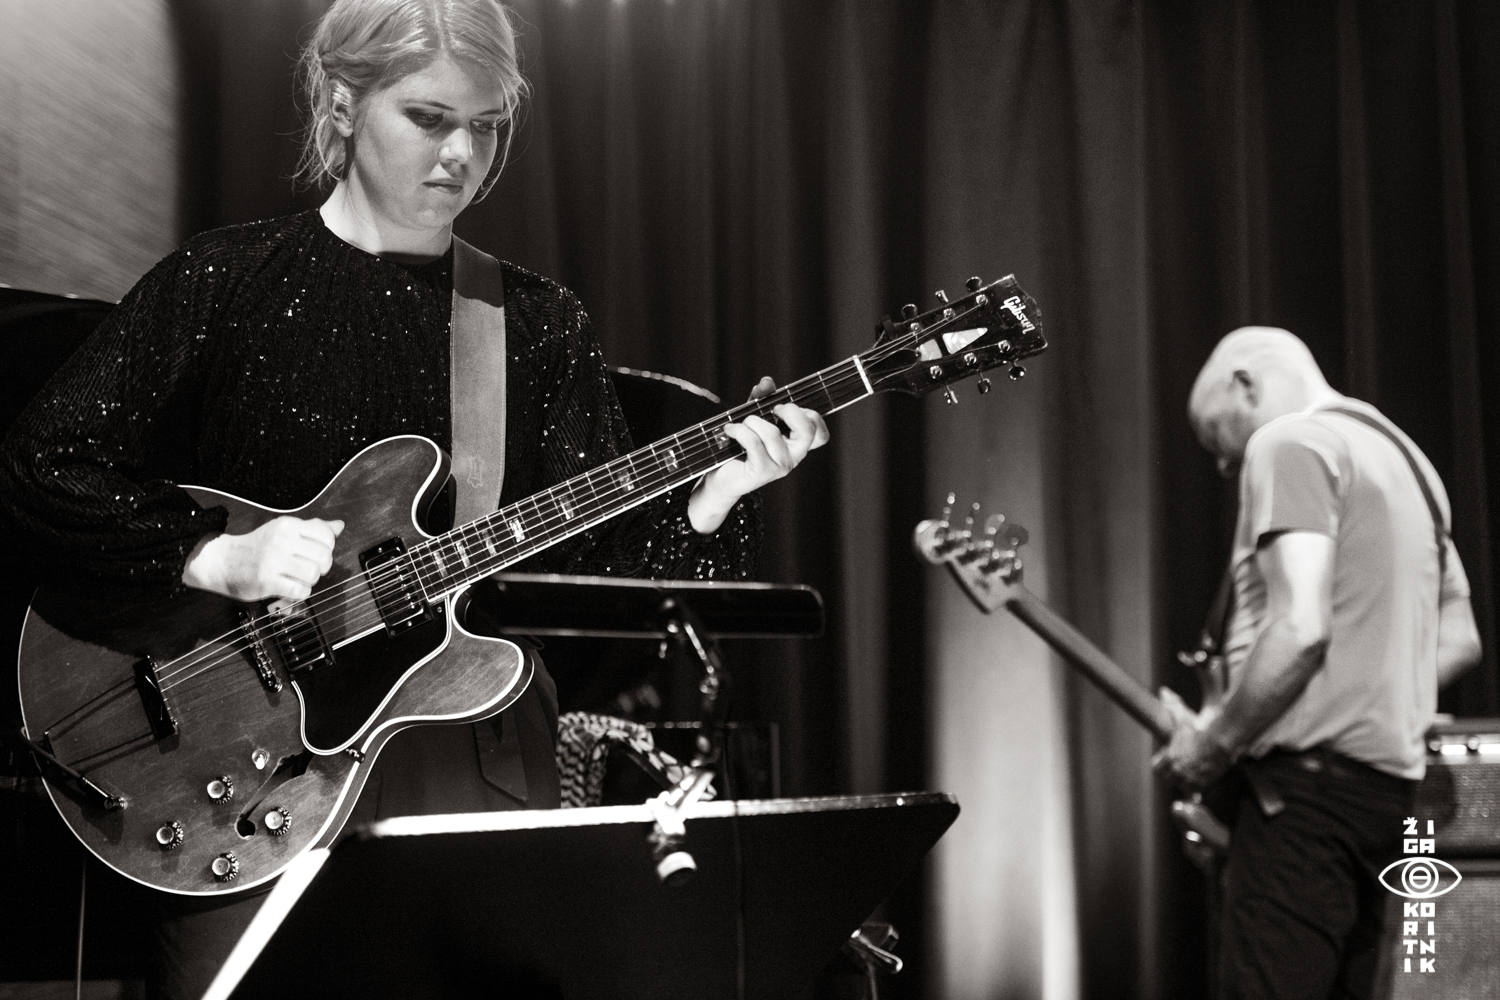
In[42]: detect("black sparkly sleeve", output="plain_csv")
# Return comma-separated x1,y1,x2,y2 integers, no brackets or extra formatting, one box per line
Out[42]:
505,279,761,581
0,250,228,598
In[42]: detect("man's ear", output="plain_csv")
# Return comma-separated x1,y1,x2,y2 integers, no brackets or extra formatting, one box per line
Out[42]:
330,83,356,137
1231,368,1260,407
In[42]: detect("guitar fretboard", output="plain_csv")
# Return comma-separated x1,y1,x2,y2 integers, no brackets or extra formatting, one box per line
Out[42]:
402,354,877,600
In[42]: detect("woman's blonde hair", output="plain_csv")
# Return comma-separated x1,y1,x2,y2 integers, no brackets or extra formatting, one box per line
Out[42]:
295,0,527,198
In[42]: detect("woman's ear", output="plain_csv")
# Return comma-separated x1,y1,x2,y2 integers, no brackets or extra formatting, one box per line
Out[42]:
330,83,356,137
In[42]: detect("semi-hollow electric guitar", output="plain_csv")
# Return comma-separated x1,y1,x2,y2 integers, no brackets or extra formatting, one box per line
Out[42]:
912,503,1232,857
19,275,1045,895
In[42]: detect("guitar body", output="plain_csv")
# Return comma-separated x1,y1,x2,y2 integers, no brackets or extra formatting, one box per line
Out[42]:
15,275,1047,895
17,436,531,895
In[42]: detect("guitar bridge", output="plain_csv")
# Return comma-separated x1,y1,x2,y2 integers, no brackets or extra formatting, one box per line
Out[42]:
133,656,178,741
360,537,435,634
237,612,284,691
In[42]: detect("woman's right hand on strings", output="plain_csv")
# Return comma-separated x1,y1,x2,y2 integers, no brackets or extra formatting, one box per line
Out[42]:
182,516,344,602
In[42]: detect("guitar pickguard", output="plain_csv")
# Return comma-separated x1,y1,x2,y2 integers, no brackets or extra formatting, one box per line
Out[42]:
295,600,449,753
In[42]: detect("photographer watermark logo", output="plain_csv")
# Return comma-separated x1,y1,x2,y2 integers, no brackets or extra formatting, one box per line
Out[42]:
1379,818,1463,974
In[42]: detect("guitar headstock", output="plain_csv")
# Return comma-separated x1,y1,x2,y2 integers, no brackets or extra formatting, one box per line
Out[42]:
912,495,1030,613
864,275,1045,401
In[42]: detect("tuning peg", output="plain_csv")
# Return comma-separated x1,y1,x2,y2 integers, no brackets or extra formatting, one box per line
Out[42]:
901,303,918,319
940,493,955,527
1008,365,1026,380
966,276,983,292
976,376,991,394
934,289,949,305
943,387,959,405
966,502,980,531
983,513,1004,536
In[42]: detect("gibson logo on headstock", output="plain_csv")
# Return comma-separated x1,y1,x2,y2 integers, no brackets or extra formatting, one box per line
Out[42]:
1002,295,1035,333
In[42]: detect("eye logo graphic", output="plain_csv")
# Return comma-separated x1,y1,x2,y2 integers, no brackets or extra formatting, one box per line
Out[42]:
1378,857,1463,899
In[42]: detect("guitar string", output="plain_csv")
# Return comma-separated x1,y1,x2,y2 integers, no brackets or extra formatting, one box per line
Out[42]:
153,311,996,694
152,375,830,689
152,331,944,694
153,298,1015,694
399,293,1012,590
151,356,889,694
152,365,875,692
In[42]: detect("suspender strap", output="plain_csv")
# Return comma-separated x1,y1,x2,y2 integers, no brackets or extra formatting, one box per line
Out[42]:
1321,404,1448,575
450,237,507,527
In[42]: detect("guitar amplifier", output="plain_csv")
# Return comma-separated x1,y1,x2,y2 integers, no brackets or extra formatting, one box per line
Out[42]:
1381,719,1500,999
1416,717,1500,855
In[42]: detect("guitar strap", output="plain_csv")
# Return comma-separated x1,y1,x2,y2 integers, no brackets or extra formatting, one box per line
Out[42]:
1319,404,1448,577
450,238,530,804
450,236,507,527
1208,401,1448,657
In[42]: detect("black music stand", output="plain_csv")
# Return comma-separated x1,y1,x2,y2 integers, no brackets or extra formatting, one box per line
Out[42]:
208,793,957,1000
470,572,824,640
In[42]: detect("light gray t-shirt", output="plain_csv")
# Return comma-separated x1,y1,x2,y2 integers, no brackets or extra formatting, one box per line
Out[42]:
1223,398,1469,780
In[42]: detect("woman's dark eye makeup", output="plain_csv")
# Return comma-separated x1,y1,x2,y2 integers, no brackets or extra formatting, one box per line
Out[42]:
406,107,502,136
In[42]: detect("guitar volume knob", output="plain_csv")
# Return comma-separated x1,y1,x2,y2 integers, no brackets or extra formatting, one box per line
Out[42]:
206,776,234,803
264,807,292,837
155,821,184,851
211,852,240,883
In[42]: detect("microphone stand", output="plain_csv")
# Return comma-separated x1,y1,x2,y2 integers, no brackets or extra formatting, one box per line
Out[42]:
645,595,730,885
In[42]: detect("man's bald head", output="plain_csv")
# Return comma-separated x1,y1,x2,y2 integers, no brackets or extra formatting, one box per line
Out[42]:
1189,327,1330,419
1188,327,1338,477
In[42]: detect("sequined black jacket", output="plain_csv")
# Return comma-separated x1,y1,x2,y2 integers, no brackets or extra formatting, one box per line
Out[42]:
0,211,758,597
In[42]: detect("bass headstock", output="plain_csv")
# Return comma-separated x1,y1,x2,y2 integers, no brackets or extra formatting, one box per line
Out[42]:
911,495,1030,613
863,275,1046,401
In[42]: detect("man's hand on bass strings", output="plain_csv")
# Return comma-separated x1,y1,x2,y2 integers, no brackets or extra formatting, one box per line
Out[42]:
1151,686,1234,790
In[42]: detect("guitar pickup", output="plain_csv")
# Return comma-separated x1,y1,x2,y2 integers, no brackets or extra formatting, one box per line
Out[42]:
361,537,435,634
269,604,333,677
133,656,178,741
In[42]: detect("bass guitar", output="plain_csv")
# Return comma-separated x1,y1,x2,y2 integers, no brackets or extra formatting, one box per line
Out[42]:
19,275,1045,895
911,502,1232,860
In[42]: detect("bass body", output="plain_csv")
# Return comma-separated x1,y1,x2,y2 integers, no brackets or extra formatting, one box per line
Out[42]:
19,436,530,895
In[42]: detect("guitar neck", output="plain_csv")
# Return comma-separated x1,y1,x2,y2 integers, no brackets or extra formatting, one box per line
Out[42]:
409,355,876,599
1003,587,1174,741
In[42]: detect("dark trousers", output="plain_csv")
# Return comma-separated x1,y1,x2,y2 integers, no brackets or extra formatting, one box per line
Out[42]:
1219,750,1416,1000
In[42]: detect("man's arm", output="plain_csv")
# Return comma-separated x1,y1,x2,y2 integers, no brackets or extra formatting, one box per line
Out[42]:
1207,530,1334,751
1155,530,1334,788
